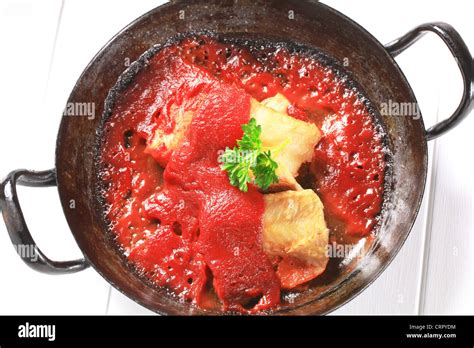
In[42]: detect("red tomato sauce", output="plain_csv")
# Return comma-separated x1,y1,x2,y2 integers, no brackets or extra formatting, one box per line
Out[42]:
98,35,386,312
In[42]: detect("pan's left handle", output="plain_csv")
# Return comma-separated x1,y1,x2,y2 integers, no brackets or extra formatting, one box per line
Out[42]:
385,22,474,141
0,169,89,274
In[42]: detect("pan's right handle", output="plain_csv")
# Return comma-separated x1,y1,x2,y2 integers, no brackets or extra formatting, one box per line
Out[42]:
385,22,474,141
0,169,89,274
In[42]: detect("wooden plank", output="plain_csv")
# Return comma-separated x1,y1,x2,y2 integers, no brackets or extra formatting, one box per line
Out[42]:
418,22,474,313
107,290,154,315
422,121,474,314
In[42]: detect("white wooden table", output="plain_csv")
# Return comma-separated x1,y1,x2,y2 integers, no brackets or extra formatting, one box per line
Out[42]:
0,0,472,315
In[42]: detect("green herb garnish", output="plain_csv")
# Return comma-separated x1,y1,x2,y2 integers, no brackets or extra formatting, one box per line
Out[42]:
221,118,279,192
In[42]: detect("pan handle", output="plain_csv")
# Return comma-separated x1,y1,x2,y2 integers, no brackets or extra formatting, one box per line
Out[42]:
0,169,89,274
385,22,474,141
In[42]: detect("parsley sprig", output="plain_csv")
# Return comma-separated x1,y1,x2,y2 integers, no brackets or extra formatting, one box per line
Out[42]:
221,118,279,192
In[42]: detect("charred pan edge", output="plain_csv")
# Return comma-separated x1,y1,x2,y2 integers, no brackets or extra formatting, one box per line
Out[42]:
92,31,394,313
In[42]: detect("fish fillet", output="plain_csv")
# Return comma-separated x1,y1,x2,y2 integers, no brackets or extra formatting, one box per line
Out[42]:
146,92,321,191
262,189,329,270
